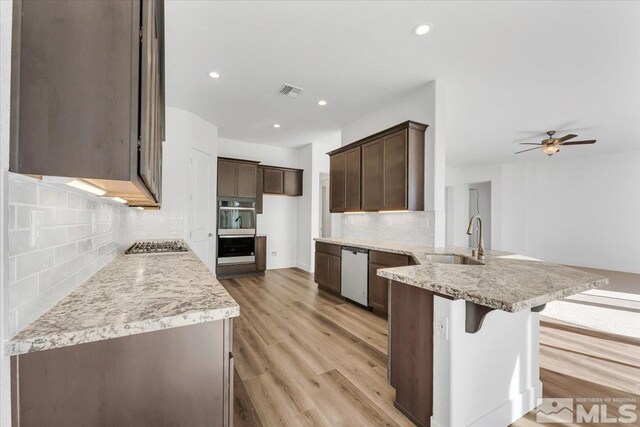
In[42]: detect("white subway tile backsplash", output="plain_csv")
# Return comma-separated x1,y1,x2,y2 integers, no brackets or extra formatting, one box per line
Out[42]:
16,206,55,228
38,263,71,292
16,248,55,280
39,186,68,207
8,229,34,256
342,211,436,246
53,208,78,226
55,242,77,264
9,179,38,204
8,205,16,229
8,275,39,311
6,173,184,338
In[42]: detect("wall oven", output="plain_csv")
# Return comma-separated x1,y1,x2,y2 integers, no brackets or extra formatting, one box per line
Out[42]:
217,235,256,265
218,198,256,235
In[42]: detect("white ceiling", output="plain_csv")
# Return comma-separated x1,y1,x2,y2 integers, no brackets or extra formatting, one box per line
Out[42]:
165,1,640,167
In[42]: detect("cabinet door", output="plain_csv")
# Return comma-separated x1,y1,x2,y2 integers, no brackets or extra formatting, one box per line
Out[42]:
237,163,257,198
217,161,238,197
13,0,136,180
140,0,161,201
344,147,361,211
314,252,329,286
361,138,384,211
263,169,284,194
256,236,267,272
284,170,303,196
368,263,389,317
256,168,264,214
383,130,408,210
327,255,342,294
329,153,346,212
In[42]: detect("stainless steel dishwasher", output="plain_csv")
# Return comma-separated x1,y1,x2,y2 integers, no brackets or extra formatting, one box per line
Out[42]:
340,247,369,306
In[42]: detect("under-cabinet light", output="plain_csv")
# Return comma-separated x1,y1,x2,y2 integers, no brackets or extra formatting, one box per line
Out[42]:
136,207,144,210
65,179,107,196
379,210,410,213
110,197,127,204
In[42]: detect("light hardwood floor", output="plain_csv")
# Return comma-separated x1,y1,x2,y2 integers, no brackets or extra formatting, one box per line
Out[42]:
219,268,640,427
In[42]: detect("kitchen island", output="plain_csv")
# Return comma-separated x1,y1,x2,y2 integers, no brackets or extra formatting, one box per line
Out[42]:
315,237,608,427
6,245,239,427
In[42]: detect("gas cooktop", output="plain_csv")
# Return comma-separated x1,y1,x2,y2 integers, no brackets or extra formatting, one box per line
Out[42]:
125,240,189,255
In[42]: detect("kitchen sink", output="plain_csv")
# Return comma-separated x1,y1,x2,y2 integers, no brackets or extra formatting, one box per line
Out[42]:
424,254,483,265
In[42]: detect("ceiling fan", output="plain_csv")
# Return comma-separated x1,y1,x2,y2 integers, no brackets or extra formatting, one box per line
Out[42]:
515,131,596,156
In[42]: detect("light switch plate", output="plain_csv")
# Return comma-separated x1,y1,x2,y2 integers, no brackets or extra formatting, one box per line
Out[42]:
30,210,43,247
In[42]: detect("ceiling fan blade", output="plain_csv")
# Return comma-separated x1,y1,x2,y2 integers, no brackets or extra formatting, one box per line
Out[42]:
519,143,543,145
514,146,541,154
558,133,578,142
561,140,596,146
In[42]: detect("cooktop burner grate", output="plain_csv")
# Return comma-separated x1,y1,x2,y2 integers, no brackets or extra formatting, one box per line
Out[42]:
125,240,188,255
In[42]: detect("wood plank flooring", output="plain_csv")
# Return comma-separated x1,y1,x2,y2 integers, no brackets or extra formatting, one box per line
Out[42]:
219,268,640,427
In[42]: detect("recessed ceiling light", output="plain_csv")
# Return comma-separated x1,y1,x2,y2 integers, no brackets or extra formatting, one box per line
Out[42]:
318,100,327,106
208,71,221,79
412,24,430,36
273,123,280,128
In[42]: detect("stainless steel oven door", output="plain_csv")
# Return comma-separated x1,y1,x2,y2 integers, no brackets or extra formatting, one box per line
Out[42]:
218,199,256,235
217,235,256,265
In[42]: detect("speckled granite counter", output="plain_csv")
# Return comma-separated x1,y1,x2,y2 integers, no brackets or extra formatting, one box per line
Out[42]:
315,237,608,312
6,247,239,356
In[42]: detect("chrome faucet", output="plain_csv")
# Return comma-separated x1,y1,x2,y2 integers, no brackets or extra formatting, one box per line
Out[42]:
466,214,485,260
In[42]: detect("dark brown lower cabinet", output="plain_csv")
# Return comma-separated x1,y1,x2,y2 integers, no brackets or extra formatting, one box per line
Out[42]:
389,281,434,427
368,251,411,318
314,242,341,296
11,320,234,427
256,236,267,272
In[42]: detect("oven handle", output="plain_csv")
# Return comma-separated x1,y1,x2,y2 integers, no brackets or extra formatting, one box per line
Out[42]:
219,207,256,211
218,235,256,239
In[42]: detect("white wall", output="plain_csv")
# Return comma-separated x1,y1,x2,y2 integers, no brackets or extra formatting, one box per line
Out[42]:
218,137,300,270
337,81,446,246
162,107,218,267
296,141,337,272
447,150,640,274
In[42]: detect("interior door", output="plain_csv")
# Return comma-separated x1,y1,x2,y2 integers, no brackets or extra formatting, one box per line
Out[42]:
188,148,217,272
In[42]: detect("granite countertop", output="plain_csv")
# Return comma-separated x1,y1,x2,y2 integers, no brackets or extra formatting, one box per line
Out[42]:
315,237,608,312
6,245,239,356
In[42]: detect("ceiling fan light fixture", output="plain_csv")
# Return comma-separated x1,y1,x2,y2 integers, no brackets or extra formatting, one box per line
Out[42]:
542,145,559,156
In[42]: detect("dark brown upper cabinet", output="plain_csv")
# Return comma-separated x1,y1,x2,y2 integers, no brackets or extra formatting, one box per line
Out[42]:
217,158,259,198
328,121,426,213
330,147,361,213
10,0,165,208
260,166,303,196
263,168,284,194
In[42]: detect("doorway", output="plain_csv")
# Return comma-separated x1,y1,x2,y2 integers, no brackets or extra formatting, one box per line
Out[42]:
187,148,217,272
468,181,491,250
319,173,331,238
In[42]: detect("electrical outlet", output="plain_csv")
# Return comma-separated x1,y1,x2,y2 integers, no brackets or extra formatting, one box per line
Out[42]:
30,210,43,247
435,317,449,340
271,251,278,257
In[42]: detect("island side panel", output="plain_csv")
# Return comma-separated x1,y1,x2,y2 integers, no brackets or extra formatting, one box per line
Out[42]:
389,280,434,427
12,320,231,427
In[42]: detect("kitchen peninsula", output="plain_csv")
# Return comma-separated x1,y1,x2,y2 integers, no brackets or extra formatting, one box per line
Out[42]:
6,243,238,426
314,237,608,427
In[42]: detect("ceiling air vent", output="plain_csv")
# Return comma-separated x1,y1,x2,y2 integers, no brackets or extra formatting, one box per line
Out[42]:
277,84,304,98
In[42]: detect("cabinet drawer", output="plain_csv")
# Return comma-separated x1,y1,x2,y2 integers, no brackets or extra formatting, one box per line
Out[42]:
369,250,410,267
315,241,342,257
